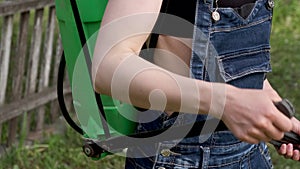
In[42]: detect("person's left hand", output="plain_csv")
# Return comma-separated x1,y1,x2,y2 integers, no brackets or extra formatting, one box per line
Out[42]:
277,117,300,161
263,79,300,161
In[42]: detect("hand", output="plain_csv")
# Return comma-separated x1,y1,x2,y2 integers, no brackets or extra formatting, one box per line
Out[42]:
262,79,300,161
263,79,282,102
277,117,300,161
221,85,292,144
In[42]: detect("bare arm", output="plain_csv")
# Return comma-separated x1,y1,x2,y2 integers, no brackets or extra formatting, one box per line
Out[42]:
92,0,292,144
92,0,213,115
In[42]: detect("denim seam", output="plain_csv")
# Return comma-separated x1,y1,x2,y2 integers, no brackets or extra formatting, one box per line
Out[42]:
217,48,270,59
190,0,200,78
217,0,265,22
210,141,244,148
211,16,272,33
208,159,240,168
208,145,257,168
202,146,210,169
155,161,199,168
203,4,213,80
222,68,271,82
153,142,163,167
154,143,202,168
217,49,271,81
159,143,202,149
258,143,273,168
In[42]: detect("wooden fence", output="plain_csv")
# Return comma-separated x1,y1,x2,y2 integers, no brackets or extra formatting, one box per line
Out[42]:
0,0,71,148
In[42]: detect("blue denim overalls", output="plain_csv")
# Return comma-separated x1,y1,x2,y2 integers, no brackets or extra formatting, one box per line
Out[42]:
126,0,274,168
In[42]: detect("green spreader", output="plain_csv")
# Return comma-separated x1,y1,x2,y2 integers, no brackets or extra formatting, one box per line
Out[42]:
55,0,137,159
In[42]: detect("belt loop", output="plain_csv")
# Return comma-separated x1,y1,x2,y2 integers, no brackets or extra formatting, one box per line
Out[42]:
200,146,210,169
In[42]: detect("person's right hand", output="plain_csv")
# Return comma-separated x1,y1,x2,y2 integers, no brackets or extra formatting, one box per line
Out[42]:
220,85,293,144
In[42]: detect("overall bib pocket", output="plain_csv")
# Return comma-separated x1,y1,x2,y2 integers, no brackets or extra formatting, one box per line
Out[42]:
217,48,271,83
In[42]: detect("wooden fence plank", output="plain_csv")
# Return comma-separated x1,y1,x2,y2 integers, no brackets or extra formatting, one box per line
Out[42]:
41,6,56,88
50,35,63,121
25,8,44,135
26,8,44,94
0,15,13,104
0,86,71,124
36,6,56,131
7,11,30,145
0,0,54,16
0,15,14,139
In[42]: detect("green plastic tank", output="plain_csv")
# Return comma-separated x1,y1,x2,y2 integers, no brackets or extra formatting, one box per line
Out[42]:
55,0,137,142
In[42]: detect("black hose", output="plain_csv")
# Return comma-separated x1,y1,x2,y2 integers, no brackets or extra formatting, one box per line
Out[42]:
69,0,111,139
57,52,84,135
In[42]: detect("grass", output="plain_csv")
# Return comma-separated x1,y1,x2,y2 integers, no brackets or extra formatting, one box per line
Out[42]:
0,127,126,169
1,0,300,168
267,0,300,168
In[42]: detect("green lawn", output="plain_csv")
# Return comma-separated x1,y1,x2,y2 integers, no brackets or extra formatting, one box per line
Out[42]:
1,0,300,168
268,0,300,168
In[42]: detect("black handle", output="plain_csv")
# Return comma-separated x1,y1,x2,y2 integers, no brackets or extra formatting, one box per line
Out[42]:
271,99,300,149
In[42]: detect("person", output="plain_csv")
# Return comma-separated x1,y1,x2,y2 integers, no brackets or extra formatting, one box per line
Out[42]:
92,0,300,168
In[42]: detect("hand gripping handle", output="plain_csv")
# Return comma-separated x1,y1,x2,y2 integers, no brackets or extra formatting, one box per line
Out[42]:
270,99,300,149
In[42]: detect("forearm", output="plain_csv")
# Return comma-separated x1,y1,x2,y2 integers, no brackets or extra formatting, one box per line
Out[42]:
91,0,228,117
93,48,223,117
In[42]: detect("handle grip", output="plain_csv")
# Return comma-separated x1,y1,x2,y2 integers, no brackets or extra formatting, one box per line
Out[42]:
271,99,300,150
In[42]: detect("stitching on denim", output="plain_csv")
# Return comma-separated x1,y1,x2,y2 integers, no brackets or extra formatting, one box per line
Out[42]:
210,0,271,32
223,67,270,81
258,143,273,168
203,0,214,80
154,143,202,168
208,144,256,168
159,143,202,149
218,0,265,22
190,0,200,78
207,159,240,168
155,161,199,168
217,49,271,81
217,47,270,59
211,15,272,33
210,141,243,148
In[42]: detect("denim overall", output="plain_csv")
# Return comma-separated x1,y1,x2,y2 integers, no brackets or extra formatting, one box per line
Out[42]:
125,0,274,168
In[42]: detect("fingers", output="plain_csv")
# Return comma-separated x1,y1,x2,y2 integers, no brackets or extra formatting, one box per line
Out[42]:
286,144,294,157
292,150,300,161
278,143,300,161
291,117,300,135
272,107,293,134
247,128,272,143
262,124,283,142
278,143,287,155
238,134,260,144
